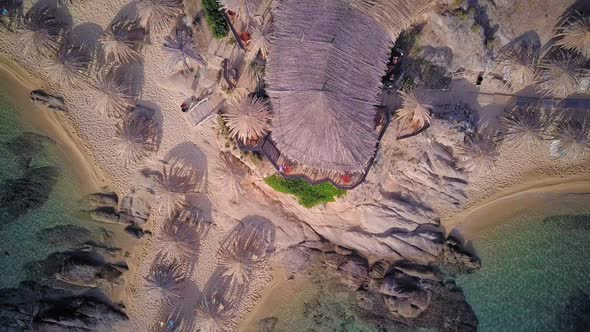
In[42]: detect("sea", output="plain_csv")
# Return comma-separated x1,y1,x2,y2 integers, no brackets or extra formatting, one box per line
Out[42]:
456,202,590,331
0,85,121,289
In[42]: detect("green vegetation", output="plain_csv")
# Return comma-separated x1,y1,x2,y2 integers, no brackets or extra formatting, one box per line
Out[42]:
201,0,229,39
264,175,346,208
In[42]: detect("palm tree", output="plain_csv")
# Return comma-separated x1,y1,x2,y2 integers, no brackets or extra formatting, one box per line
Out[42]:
549,116,590,160
555,12,590,59
219,0,261,24
222,94,272,142
101,16,146,63
46,39,91,89
498,42,539,90
152,161,201,214
500,105,550,150
457,131,498,177
536,51,587,99
247,21,273,60
154,209,205,263
19,6,62,56
163,23,206,72
216,152,248,201
396,90,432,132
145,257,186,304
115,107,160,165
137,0,183,32
92,66,135,118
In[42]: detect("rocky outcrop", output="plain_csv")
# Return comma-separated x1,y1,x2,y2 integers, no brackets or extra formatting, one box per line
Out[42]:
37,225,93,247
442,236,481,273
30,90,66,111
0,281,127,331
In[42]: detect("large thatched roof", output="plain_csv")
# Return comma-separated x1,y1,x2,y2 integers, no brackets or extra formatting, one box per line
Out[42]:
266,0,430,172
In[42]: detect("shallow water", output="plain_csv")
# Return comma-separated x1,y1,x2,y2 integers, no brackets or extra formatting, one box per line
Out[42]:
0,90,106,288
457,209,590,331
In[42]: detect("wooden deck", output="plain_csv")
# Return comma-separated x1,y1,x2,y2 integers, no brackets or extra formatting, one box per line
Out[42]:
238,108,390,190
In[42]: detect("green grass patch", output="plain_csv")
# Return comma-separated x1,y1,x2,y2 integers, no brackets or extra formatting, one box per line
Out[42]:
201,0,228,39
264,175,346,208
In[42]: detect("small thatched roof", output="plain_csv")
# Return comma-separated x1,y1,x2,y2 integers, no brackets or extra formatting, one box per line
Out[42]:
267,0,429,172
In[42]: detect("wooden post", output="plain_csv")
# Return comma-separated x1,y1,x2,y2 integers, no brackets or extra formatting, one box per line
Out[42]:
222,11,245,51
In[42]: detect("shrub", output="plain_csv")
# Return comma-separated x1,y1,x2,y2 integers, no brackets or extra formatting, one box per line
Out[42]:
201,0,228,39
264,175,346,208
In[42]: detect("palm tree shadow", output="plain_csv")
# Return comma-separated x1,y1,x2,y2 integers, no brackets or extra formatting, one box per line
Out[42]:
31,0,72,27
151,281,201,332
165,142,208,191
67,23,103,71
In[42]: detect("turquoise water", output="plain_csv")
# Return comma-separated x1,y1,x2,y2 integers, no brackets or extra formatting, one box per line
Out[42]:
457,211,590,331
0,91,98,288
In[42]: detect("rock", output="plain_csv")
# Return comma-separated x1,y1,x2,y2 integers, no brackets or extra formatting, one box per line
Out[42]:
87,192,118,208
376,230,445,263
37,251,124,287
393,262,442,283
257,317,278,332
37,225,93,247
0,166,59,223
119,190,151,226
124,225,151,239
89,207,125,225
270,247,314,276
383,290,432,319
369,260,391,279
360,200,439,233
442,237,481,273
2,132,55,160
30,90,66,111
0,281,127,331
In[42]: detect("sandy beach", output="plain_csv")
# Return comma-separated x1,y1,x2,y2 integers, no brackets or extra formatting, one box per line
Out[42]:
0,0,589,330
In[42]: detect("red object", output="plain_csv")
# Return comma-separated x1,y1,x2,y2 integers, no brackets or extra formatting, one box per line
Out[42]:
341,174,352,184
284,165,292,175
240,31,251,44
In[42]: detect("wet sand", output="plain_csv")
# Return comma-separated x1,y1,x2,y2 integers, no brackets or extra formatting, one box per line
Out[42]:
0,58,106,193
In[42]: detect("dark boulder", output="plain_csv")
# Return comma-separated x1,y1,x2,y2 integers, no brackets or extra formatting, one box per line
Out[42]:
37,225,93,247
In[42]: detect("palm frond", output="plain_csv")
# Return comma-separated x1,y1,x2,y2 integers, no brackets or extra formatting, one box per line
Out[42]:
396,90,432,131
93,66,135,118
145,257,186,304
457,130,498,177
152,161,201,214
115,107,160,165
215,152,248,201
137,0,184,32
101,16,147,63
549,115,590,160
46,39,91,89
555,12,590,58
500,105,551,150
19,6,62,56
536,51,587,99
247,21,273,60
163,23,206,72
222,95,272,142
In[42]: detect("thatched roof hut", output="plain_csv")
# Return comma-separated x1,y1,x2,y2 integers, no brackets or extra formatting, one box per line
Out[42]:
265,0,431,173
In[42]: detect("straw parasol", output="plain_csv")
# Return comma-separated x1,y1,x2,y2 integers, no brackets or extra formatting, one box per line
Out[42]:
144,257,186,304
500,105,551,150
163,23,206,72
101,15,146,63
555,12,590,59
114,106,160,165
152,161,201,214
247,20,273,60
215,152,249,201
219,0,262,24
92,65,135,118
457,131,498,177
137,0,183,32
396,90,432,132
19,6,62,56
536,51,587,99
154,208,207,263
549,116,590,160
222,94,272,142
498,42,539,90
46,39,91,89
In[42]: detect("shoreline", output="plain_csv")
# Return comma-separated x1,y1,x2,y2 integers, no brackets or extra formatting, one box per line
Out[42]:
0,58,107,193
444,173,590,240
